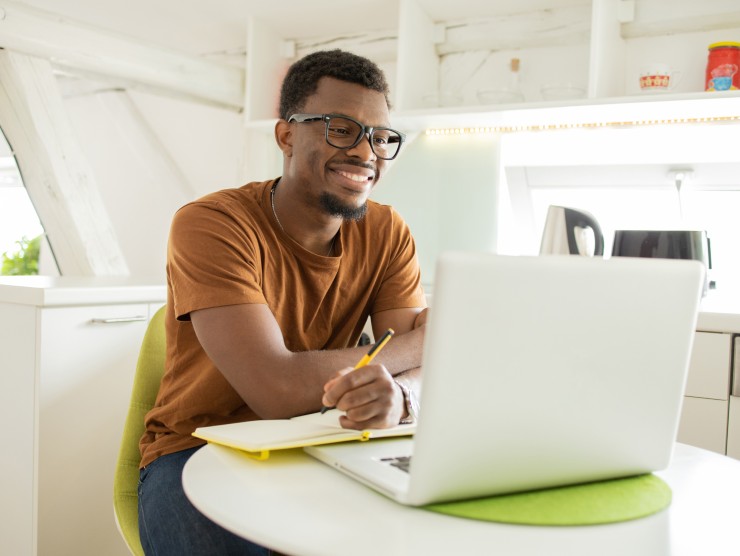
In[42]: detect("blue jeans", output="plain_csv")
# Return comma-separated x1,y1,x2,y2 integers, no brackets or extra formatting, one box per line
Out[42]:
138,446,272,556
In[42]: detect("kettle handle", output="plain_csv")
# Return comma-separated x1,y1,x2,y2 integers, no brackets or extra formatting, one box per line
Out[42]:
706,235,712,269
564,208,604,256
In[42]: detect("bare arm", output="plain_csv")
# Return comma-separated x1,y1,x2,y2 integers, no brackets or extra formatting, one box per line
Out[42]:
190,304,426,423
321,307,427,428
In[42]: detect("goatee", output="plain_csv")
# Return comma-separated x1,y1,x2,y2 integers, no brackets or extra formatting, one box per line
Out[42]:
319,192,368,221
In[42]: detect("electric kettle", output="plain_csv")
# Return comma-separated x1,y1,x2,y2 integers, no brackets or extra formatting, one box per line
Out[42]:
612,229,713,295
539,205,604,257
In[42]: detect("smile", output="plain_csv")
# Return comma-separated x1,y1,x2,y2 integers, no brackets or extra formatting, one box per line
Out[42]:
335,169,374,183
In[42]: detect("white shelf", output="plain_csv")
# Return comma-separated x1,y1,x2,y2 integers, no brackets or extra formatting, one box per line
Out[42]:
393,90,740,130
244,91,740,133
239,0,740,180
242,0,740,124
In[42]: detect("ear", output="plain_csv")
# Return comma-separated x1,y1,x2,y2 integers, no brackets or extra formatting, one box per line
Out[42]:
274,119,293,157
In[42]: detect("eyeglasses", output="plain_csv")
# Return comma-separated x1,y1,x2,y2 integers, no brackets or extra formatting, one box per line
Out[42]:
287,113,406,160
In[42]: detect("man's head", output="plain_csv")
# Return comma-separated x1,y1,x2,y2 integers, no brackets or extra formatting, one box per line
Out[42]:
279,49,390,121
275,50,398,222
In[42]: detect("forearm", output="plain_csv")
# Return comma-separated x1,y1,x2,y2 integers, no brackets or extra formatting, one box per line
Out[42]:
192,303,426,420
199,326,423,420
260,326,424,417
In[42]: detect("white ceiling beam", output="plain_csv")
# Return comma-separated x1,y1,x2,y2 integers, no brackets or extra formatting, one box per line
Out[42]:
438,5,592,56
0,49,128,276
96,90,198,200
0,0,245,111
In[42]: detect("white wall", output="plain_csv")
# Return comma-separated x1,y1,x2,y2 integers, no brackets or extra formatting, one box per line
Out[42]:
128,90,248,195
63,85,245,280
371,132,501,287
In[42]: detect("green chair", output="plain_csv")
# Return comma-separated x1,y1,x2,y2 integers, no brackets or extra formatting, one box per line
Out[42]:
114,306,166,556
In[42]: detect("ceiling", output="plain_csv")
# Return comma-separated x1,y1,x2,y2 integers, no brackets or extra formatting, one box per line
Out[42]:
15,0,591,59
16,0,397,57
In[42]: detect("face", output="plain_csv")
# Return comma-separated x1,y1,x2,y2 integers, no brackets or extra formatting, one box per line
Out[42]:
280,77,393,220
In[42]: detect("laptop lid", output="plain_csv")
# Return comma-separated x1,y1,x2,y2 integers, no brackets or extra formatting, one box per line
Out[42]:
307,253,704,506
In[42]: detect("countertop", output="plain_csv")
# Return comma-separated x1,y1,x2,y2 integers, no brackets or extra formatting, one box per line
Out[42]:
0,275,738,332
697,289,740,333
0,275,166,307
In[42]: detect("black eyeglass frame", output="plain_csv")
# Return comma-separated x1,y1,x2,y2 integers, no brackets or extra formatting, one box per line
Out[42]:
287,113,406,160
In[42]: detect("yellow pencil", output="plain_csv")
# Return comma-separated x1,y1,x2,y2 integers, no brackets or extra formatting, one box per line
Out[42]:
320,328,395,414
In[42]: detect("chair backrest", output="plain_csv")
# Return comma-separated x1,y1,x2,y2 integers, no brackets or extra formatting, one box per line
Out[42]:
113,305,166,556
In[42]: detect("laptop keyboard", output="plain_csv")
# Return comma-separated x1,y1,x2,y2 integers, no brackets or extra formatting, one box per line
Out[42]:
379,455,412,473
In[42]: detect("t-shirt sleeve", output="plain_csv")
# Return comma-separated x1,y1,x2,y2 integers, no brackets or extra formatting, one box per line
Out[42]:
167,200,267,320
371,208,426,314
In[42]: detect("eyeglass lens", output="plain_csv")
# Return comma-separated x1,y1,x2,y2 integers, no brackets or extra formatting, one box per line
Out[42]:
325,116,402,160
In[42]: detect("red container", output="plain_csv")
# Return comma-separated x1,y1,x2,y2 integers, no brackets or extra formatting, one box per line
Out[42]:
705,41,740,91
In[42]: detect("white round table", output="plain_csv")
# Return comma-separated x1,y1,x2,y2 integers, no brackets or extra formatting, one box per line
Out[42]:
183,442,740,556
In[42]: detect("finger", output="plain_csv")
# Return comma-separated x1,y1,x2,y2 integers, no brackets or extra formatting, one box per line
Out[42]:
323,364,388,408
321,366,369,407
339,395,401,430
333,369,402,426
322,367,353,393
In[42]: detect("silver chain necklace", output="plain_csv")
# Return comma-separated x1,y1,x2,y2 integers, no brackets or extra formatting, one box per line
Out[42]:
270,182,336,257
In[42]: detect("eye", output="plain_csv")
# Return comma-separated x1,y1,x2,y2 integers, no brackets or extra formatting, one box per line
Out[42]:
328,124,352,137
373,130,401,146
373,131,393,145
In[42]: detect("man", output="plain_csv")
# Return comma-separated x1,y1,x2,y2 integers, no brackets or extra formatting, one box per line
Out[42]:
137,49,427,555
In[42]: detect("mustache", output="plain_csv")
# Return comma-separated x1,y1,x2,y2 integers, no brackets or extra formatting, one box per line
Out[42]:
333,159,377,173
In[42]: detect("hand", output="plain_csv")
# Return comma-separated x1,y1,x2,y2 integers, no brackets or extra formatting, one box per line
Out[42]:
322,364,405,429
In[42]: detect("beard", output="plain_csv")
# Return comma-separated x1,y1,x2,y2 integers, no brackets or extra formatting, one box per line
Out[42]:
319,192,368,221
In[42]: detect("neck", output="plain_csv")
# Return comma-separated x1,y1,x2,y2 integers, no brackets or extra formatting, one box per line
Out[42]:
271,181,339,256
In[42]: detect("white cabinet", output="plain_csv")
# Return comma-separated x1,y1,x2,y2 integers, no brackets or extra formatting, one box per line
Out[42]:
678,331,731,454
0,278,165,556
685,332,732,400
678,396,729,454
677,328,738,457
727,395,740,459
727,337,740,458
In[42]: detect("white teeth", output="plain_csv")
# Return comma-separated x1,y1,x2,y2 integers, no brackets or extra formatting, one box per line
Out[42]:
337,170,371,182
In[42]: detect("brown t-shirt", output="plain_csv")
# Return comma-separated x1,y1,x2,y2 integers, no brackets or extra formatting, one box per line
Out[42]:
139,179,425,467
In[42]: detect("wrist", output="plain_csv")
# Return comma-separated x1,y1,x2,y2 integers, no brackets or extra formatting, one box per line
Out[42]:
393,378,419,425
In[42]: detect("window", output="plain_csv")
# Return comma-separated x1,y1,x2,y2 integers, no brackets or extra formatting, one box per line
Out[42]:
0,130,57,275
527,186,740,289
499,122,740,293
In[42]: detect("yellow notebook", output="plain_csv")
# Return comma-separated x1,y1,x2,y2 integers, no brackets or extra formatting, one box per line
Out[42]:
192,409,415,460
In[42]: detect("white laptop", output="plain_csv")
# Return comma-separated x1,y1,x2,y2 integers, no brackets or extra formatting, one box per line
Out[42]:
305,252,705,506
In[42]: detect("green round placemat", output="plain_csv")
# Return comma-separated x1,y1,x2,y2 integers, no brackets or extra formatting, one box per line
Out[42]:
423,474,671,526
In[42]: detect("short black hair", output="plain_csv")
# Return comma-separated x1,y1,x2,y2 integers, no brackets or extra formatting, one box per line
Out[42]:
278,49,390,120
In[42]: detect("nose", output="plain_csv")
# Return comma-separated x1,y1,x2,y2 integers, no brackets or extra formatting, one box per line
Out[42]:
345,133,378,162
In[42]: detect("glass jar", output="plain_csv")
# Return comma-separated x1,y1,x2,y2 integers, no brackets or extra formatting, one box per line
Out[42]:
705,41,740,92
